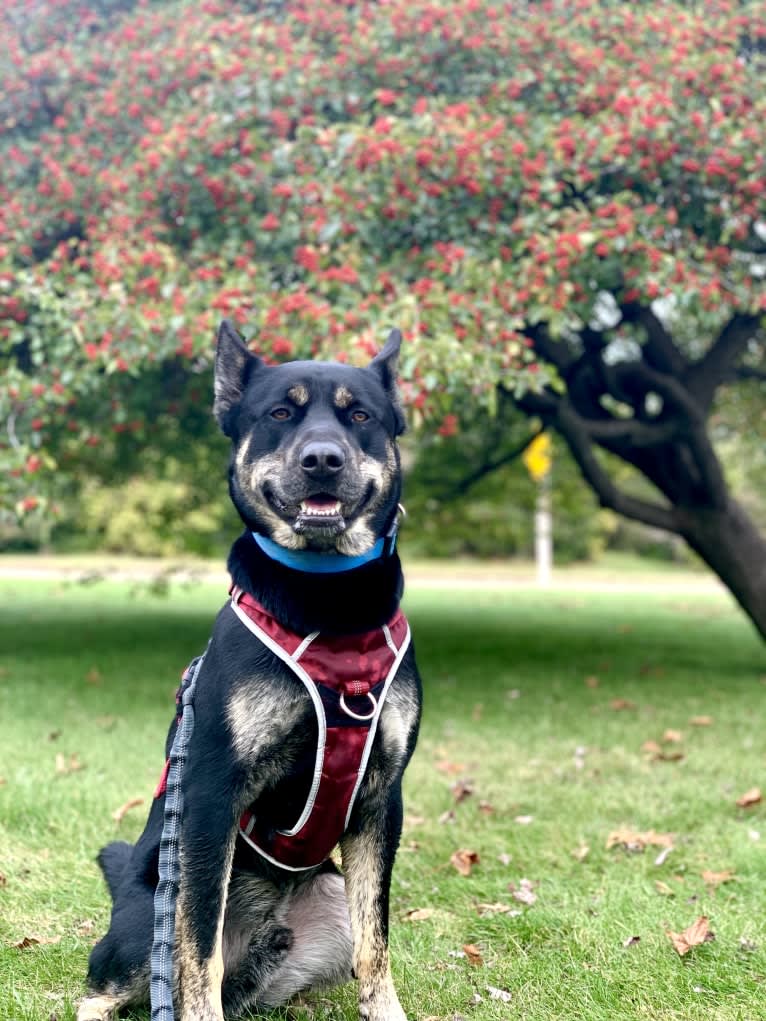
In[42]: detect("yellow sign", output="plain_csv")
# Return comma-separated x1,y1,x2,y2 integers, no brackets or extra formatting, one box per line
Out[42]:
523,433,552,481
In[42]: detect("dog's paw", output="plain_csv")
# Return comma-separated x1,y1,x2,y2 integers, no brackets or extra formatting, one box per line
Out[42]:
76,995,118,1021
359,992,408,1021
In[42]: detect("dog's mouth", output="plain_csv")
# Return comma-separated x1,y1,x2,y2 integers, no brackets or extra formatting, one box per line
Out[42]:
298,494,343,520
264,484,374,536
295,493,346,533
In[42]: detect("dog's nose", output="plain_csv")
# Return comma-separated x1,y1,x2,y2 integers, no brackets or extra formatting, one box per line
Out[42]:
299,440,346,477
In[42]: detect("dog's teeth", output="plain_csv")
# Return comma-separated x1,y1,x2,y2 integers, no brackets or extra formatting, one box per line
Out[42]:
300,500,341,517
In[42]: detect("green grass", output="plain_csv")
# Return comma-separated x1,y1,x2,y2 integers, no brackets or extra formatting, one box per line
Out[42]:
1,575,765,1021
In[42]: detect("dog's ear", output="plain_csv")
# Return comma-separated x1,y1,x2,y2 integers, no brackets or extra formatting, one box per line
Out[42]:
213,319,262,435
369,328,406,435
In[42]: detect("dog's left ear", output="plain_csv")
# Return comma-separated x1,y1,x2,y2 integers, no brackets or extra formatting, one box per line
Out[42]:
213,319,262,435
369,328,406,435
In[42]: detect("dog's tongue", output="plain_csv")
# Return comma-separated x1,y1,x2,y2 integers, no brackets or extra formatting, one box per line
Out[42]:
300,496,342,517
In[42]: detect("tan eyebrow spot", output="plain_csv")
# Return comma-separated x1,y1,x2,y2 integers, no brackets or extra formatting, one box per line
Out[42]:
287,384,309,406
334,385,354,409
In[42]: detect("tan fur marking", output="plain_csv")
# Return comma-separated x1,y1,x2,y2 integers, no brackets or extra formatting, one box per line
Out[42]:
334,385,354,409
176,905,225,1021
287,384,310,406
76,996,120,1021
335,449,391,556
226,685,306,762
341,830,407,1020
233,444,307,550
175,822,237,1021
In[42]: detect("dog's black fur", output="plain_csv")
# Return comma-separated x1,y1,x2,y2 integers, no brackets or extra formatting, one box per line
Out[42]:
78,322,422,1021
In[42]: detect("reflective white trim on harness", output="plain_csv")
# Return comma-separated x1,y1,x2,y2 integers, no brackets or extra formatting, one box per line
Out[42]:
229,591,411,869
343,621,411,830
229,592,325,842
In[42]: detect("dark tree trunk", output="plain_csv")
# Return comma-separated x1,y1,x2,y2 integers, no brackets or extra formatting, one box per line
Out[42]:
510,306,765,642
677,498,766,643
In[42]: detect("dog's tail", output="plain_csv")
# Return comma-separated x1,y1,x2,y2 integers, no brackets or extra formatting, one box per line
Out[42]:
96,841,134,900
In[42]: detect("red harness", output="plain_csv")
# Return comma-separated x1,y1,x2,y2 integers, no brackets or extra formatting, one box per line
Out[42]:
156,589,410,872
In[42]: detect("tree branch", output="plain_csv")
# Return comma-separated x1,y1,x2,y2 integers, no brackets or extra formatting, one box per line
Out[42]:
730,366,766,383
522,323,577,374
575,413,680,447
611,360,703,422
687,313,761,409
619,303,687,375
440,424,546,500
556,402,678,532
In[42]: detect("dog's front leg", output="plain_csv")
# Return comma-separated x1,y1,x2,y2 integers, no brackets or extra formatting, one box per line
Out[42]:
341,787,407,1021
174,786,239,1021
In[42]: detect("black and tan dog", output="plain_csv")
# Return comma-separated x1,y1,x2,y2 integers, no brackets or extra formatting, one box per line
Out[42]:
78,321,422,1021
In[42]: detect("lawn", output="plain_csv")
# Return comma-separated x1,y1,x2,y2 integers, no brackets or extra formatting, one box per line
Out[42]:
0,574,764,1021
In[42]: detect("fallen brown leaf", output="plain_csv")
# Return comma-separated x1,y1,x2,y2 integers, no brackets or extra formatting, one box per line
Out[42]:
584,675,600,689
478,800,495,815
655,880,675,896
462,943,483,967
610,698,637,711
641,740,663,755
606,828,674,852
112,797,144,824
402,907,435,922
663,729,683,743
475,902,516,917
450,849,480,877
85,668,102,685
689,715,713,726
702,869,735,889
0,776,6,786
487,985,512,1002
12,934,62,950
403,814,425,829
471,703,484,721
666,916,714,957
55,753,84,776
736,787,762,809
47,729,62,742
438,809,456,825
572,844,590,862
654,750,685,762
77,919,96,935
435,759,465,775
509,878,537,905
0,872,7,888
450,779,474,803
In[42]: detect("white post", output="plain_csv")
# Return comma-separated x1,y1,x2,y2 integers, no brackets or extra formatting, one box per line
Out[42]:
535,474,552,586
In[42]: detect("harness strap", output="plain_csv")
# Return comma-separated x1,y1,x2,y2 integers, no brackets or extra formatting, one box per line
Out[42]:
230,588,411,870
150,651,207,1021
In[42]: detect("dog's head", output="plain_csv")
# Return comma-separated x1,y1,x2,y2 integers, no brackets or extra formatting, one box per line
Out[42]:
213,320,406,555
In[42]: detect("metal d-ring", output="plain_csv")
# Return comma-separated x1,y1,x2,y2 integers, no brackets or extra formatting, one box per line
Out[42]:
339,690,378,721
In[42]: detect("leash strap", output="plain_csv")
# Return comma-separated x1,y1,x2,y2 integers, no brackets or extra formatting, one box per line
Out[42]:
150,650,207,1021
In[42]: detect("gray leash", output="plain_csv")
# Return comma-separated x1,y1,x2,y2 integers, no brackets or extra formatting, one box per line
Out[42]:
150,651,206,1021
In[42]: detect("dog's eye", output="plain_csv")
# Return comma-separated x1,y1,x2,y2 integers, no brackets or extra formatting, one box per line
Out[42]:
350,409,369,423
270,407,292,421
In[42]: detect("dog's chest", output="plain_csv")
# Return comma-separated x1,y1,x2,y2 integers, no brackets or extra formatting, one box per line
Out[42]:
227,590,411,870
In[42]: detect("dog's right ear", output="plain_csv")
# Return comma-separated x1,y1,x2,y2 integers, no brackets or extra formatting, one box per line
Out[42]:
213,319,262,435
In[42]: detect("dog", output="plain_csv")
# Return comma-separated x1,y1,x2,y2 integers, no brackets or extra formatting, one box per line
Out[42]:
77,320,422,1021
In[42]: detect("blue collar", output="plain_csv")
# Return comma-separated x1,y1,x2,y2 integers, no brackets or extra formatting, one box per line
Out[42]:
251,528,396,574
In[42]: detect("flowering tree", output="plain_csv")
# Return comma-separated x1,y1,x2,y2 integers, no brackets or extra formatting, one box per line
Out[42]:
1,0,764,634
